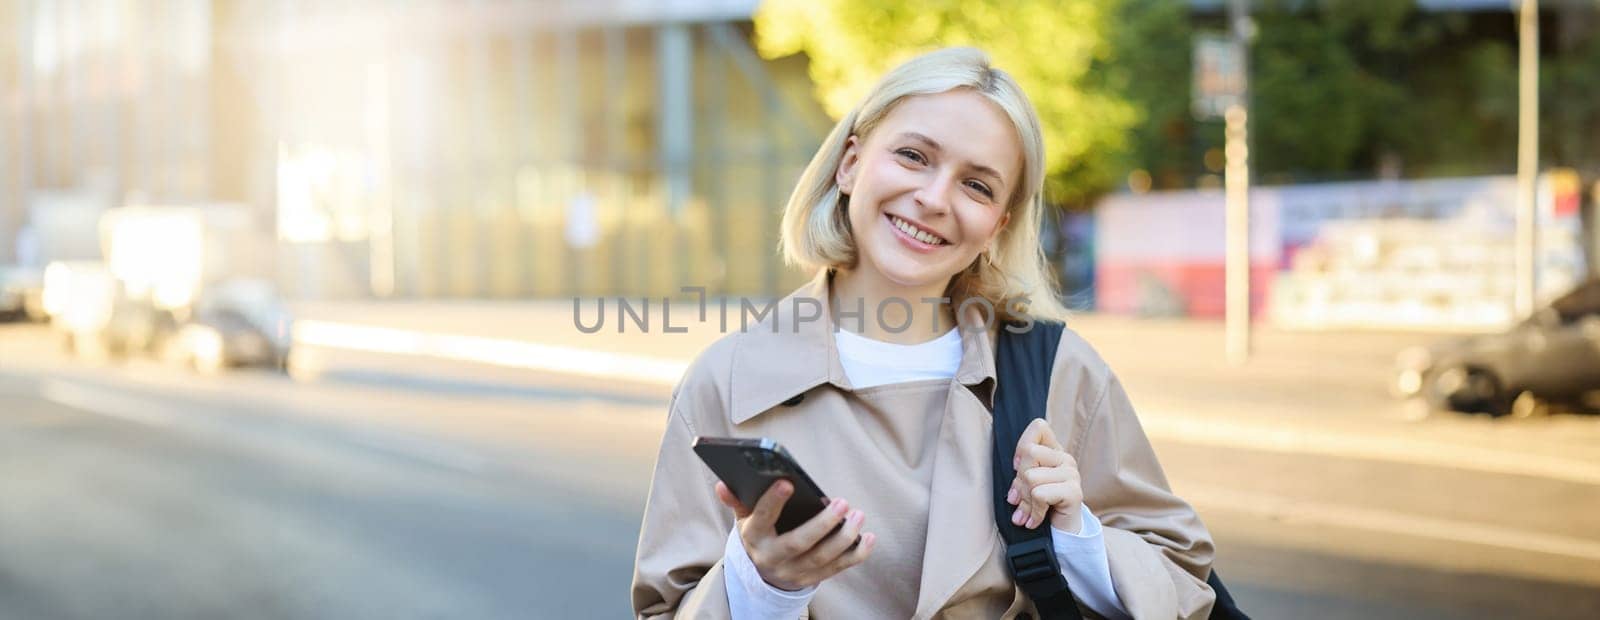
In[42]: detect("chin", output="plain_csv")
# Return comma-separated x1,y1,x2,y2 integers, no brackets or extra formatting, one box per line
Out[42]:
870,255,957,290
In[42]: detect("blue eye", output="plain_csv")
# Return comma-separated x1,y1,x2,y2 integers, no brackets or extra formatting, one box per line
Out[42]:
896,148,927,164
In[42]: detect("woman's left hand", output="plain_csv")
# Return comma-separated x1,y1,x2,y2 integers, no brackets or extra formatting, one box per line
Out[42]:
1006,418,1084,533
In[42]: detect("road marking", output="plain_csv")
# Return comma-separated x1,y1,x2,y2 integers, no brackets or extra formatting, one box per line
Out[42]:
40,379,177,427
293,320,686,386
1185,484,1600,563
1142,411,1600,487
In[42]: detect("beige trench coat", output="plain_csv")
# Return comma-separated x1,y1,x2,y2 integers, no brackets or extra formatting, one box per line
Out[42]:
632,270,1217,619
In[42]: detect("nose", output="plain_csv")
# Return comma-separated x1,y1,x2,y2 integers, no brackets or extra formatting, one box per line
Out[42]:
911,170,958,216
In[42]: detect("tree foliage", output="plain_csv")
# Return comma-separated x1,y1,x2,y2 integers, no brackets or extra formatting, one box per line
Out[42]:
1247,1,1465,180
1095,0,1196,192
1246,0,1600,182
753,0,1138,204
756,0,1600,198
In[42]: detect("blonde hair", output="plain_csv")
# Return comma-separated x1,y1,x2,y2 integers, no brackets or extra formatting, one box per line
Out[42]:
778,47,1069,324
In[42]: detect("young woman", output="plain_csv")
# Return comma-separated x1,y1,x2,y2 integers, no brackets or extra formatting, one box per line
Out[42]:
632,48,1216,619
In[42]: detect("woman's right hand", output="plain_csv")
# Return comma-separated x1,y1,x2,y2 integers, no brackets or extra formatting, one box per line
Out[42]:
714,480,876,592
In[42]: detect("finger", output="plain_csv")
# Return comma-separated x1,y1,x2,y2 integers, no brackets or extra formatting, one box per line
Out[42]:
1024,470,1079,528
1016,418,1062,454
1013,466,1073,526
804,508,866,566
1013,419,1044,470
1012,445,1072,519
778,495,851,554
1009,479,1032,526
1019,443,1068,470
1029,481,1084,528
748,480,793,533
714,482,753,518
1008,469,1041,525
1028,489,1049,529
818,531,877,578
1020,464,1073,488
1013,421,1062,473
1030,476,1056,527
1030,481,1084,510
1011,485,1045,528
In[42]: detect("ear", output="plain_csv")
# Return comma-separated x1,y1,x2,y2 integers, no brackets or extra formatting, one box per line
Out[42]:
836,135,861,196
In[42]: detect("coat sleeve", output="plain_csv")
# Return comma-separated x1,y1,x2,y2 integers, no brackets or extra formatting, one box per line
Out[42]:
631,391,738,619
1073,372,1216,620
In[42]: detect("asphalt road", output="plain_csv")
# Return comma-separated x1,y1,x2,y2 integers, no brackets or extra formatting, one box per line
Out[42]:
2,323,1598,619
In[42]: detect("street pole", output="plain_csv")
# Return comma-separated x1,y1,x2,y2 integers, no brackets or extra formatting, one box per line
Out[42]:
1514,0,1540,319
1225,0,1252,364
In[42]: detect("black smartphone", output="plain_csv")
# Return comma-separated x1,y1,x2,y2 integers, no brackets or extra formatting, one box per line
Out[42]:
692,436,842,537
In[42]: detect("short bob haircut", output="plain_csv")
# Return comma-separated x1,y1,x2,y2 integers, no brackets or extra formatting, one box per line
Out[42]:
778,47,1070,324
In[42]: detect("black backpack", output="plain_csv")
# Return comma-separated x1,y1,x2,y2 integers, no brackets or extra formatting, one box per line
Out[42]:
992,320,1248,620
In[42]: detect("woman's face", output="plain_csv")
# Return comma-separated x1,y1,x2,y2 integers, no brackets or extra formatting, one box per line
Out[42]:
836,89,1021,291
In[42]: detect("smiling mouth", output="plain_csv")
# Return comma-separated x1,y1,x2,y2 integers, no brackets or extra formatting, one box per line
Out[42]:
887,214,949,246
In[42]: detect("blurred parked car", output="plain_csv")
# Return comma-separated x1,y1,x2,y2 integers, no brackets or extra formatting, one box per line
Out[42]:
161,279,293,374
1395,279,1600,416
0,265,46,321
87,204,288,373
41,261,158,359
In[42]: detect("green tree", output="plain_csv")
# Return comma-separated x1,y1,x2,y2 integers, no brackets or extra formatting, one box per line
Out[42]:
1547,17,1600,179
1095,0,1195,192
753,0,1138,205
1242,0,1436,181
1249,8,1374,178
1241,1,1600,182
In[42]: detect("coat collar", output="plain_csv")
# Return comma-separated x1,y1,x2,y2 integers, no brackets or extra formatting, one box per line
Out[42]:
728,269,999,424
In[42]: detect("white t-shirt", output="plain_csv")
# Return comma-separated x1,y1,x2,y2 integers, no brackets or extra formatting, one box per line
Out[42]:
834,326,964,389
721,327,1131,620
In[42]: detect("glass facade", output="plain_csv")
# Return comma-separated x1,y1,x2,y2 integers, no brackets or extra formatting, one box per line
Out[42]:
1,0,833,300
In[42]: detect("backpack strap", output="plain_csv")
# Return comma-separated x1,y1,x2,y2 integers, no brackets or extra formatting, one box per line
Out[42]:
992,320,1082,620
994,320,1250,620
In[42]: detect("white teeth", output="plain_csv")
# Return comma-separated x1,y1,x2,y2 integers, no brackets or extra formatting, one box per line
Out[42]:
890,216,945,245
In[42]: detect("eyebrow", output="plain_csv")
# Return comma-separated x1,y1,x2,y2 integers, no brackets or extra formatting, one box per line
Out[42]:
897,131,1007,189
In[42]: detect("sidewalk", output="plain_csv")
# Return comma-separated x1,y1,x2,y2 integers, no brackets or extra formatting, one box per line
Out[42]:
288,300,1600,486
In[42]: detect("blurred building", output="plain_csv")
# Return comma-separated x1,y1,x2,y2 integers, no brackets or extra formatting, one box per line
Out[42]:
1096,172,1589,331
0,0,833,300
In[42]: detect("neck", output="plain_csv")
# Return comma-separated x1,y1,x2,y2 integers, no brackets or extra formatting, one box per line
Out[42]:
829,266,957,344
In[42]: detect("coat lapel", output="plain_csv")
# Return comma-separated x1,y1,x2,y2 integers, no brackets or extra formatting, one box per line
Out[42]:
912,308,1001,619
728,269,851,424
